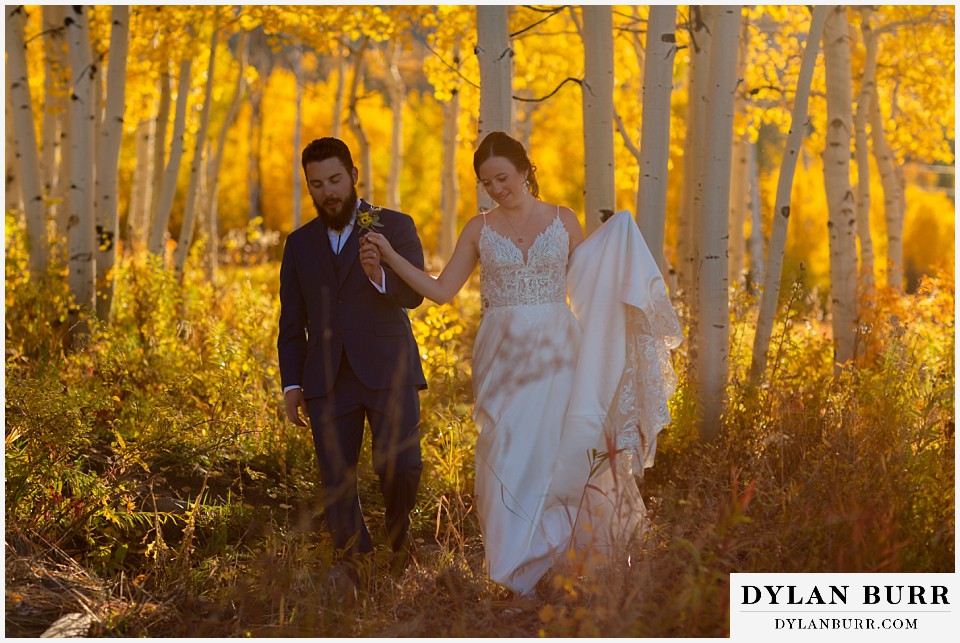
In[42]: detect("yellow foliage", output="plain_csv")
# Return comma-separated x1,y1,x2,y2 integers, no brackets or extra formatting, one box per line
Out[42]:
756,153,955,296
11,3,953,302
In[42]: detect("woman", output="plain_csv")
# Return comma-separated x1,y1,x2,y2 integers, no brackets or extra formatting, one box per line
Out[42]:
362,131,682,594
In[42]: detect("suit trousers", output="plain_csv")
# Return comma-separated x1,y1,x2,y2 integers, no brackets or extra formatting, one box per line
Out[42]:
306,353,422,555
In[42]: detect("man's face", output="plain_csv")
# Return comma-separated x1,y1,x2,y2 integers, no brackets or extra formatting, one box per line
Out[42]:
305,157,359,232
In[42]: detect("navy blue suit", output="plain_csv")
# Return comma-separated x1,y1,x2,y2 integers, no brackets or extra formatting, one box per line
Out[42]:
278,200,426,554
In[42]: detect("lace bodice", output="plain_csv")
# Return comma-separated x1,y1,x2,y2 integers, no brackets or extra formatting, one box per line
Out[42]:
479,214,569,312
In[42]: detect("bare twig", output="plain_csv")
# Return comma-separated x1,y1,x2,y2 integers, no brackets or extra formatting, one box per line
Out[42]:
613,108,642,161
513,77,582,103
510,6,566,38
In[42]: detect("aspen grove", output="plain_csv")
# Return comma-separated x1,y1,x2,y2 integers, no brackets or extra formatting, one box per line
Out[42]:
5,5,954,637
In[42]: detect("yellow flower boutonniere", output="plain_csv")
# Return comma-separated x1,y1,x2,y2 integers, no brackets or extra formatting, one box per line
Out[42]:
357,206,384,234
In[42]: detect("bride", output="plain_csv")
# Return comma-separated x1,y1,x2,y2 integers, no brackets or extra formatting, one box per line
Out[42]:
361,131,682,594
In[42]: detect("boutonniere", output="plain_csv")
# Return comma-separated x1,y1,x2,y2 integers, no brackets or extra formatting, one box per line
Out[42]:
357,206,384,234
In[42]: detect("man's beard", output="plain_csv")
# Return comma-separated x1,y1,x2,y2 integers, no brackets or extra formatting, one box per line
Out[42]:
313,185,358,232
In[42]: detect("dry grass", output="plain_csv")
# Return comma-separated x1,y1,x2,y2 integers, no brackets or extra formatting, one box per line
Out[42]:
4,217,953,637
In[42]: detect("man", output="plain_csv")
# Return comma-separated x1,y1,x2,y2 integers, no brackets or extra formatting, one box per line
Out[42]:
278,137,426,566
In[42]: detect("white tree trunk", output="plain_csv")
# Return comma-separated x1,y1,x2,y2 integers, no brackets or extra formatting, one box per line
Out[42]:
150,66,171,235
636,5,677,276
127,112,154,253
41,5,66,227
677,6,713,381
56,87,73,253
746,141,764,293
94,5,129,320
174,27,219,277
727,11,751,290
728,135,749,288
6,5,50,277
853,7,878,298
206,31,249,279
869,84,905,292
750,5,828,383
332,40,346,139
697,5,741,442
292,44,303,230
348,39,374,201
581,5,616,235
5,91,22,212
149,57,193,258
476,5,514,213
822,6,859,368
439,83,461,261
386,41,405,211
65,6,98,336
247,90,264,224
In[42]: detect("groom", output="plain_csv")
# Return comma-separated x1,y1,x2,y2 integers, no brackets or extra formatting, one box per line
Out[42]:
278,137,426,564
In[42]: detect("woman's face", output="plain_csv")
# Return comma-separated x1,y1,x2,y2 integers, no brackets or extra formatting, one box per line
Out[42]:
477,155,527,208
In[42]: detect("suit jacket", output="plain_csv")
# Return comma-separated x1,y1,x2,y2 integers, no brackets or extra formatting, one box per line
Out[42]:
278,200,427,398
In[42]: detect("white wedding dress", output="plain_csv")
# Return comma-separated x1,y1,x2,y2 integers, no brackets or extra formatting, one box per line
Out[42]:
472,209,682,595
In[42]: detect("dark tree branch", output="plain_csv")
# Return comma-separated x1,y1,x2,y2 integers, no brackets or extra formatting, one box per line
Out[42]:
24,26,66,46
411,31,481,90
510,6,566,38
613,107,642,162
524,5,568,14
513,77,582,102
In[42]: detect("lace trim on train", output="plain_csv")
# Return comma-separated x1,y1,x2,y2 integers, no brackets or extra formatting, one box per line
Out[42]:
605,284,683,477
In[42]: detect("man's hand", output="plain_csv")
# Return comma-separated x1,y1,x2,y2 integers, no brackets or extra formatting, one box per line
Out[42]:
360,235,383,285
284,388,309,427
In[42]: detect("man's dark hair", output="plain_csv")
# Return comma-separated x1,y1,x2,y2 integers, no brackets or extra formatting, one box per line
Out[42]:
302,137,354,173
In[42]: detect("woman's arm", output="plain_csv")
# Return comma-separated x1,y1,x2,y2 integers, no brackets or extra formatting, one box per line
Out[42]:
379,212,426,310
558,206,585,257
363,216,483,305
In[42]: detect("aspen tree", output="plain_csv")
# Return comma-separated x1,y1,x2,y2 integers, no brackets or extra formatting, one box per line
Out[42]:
149,56,193,258
65,5,98,340
41,5,67,229
5,92,22,212
331,42,346,139
57,84,73,253
126,110,154,253
206,31,249,278
385,40,405,211
822,6,859,369
677,6,713,383
246,28,273,225
581,5,616,235
439,47,462,262
853,7,878,298
636,5,677,277
94,5,129,320
423,7,472,261
697,5,741,442
174,25,219,277
746,143,764,292
149,66,171,235
869,86,905,292
728,12,750,289
347,37,374,201
6,5,49,277
476,5,513,213
291,43,303,231
750,5,828,383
